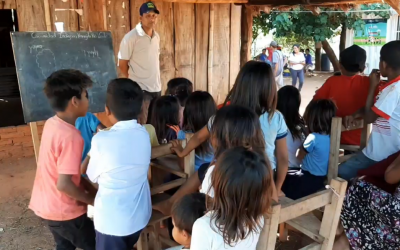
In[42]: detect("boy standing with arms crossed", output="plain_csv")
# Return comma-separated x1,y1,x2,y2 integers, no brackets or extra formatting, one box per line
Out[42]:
87,78,151,250
29,69,96,249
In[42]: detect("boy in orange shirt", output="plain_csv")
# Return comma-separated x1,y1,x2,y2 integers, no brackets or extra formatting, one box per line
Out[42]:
29,69,96,249
313,45,369,146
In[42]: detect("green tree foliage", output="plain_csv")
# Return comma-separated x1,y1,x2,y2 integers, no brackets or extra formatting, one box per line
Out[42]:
253,4,390,44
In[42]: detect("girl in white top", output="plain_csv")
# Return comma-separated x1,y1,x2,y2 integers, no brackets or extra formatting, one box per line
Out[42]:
288,45,306,91
191,147,273,250
200,105,277,200
276,86,307,168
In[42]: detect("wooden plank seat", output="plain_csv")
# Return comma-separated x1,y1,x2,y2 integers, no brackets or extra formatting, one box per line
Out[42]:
138,134,195,250
257,178,347,250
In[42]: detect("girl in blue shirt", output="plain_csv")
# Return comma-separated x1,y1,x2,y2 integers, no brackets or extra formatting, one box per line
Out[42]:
282,99,337,199
177,91,216,171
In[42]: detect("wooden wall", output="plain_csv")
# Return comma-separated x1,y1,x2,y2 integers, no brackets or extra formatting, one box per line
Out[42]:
0,0,242,161
16,0,242,98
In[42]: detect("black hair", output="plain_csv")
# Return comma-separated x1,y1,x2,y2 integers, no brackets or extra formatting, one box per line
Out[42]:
381,41,400,71
171,193,206,235
44,69,93,112
150,95,180,143
304,99,337,134
106,78,143,121
210,147,272,246
183,91,216,156
339,45,366,73
166,78,194,106
277,86,305,140
306,49,310,52
211,105,265,160
224,61,277,118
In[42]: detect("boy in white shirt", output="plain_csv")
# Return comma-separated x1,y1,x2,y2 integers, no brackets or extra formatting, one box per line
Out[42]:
87,78,151,250
339,41,400,180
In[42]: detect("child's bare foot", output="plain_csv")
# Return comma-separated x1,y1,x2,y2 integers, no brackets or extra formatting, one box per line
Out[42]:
153,199,173,216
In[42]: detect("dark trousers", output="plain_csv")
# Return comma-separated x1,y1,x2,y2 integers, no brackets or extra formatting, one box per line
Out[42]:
96,229,142,250
143,90,161,100
45,213,96,250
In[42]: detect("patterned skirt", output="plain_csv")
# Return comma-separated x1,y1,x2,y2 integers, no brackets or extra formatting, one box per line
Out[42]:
340,179,400,249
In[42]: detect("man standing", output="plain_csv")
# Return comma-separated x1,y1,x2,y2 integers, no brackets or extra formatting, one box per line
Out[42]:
118,2,161,99
270,41,284,88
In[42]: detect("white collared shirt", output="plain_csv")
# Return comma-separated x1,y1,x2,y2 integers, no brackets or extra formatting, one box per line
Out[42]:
118,23,161,92
87,119,151,236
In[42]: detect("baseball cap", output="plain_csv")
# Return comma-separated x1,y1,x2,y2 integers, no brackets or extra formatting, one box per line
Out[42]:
140,2,160,16
339,45,366,73
270,41,278,47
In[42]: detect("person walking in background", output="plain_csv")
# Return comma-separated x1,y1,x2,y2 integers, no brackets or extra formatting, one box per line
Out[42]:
270,41,284,89
289,45,305,91
259,48,272,66
304,49,313,76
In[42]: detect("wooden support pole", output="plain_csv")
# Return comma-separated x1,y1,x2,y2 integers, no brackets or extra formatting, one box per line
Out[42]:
207,3,215,96
328,117,342,183
27,0,53,162
240,5,252,68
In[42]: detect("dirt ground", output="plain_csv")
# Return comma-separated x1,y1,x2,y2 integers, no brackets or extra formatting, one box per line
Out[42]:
0,75,328,250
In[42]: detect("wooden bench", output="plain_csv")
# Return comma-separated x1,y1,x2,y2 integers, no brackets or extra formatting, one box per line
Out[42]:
328,117,371,182
137,134,195,250
257,178,347,250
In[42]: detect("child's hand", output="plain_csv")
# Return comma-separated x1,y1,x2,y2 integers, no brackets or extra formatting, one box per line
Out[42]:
170,140,184,158
369,69,381,89
343,115,357,130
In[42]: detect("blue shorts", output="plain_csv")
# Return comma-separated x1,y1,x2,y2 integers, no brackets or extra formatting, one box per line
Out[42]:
96,229,143,250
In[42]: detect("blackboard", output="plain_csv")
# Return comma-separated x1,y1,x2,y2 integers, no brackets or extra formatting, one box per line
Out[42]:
11,31,117,123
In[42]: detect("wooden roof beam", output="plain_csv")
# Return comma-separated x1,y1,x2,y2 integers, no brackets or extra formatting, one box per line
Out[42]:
385,0,400,14
248,0,381,6
304,5,321,14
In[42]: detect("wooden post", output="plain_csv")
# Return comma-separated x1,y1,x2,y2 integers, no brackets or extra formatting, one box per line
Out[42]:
26,0,53,162
240,4,252,68
207,4,214,97
319,178,347,250
328,117,342,183
256,205,281,250
195,4,210,91
229,4,241,90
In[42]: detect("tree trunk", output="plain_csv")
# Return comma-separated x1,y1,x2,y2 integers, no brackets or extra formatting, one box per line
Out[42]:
321,39,340,72
339,22,346,53
240,5,253,68
315,43,321,71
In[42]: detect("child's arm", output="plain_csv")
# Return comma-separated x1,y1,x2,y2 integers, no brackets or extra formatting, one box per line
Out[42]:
81,155,90,175
171,125,210,158
57,174,95,206
385,154,400,184
275,137,288,197
344,70,381,128
297,147,307,161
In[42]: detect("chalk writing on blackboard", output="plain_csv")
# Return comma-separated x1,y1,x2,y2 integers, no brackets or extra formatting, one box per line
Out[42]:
35,49,56,78
83,47,101,59
29,45,43,53
31,32,109,40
